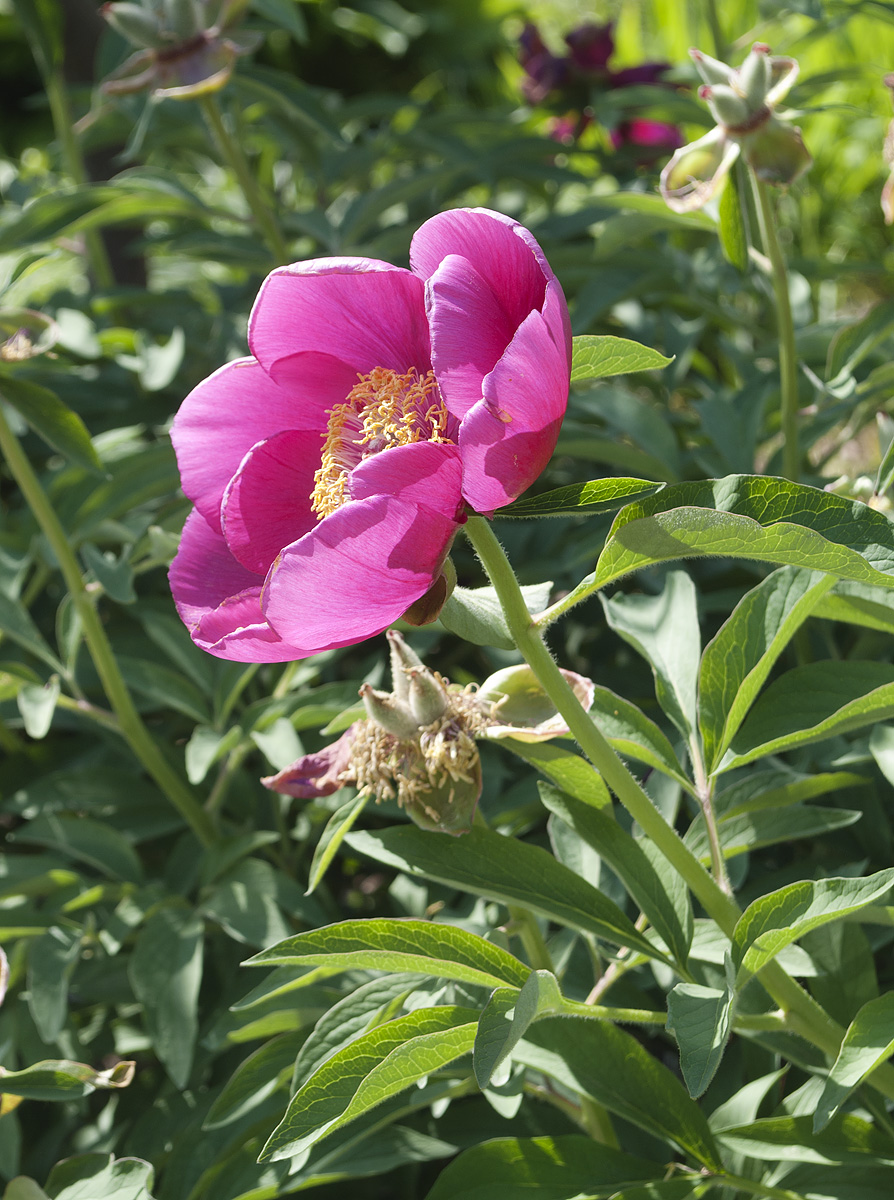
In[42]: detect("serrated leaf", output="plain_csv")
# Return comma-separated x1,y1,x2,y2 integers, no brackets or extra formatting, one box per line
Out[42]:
732,870,894,985
439,582,552,649
571,336,673,383
518,1017,723,1170
814,994,894,1131
699,566,836,772
473,969,564,1088
346,826,669,964
260,1006,478,1160
129,904,204,1089
667,983,734,1098
592,475,894,593
721,660,894,772
500,477,662,519
601,570,700,738
423,1135,667,1200
539,785,693,965
247,918,530,990
0,375,103,474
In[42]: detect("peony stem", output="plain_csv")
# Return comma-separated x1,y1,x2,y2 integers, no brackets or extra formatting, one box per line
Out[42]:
199,94,289,265
750,174,801,482
462,515,894,1100
0,400,217,847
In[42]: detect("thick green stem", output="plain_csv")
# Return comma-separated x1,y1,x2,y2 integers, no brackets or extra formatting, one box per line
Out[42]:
0,401,217,847
751,175,800,482
462,515,894,1101
44,73,115,290
199,95,289,265
690,737,732,895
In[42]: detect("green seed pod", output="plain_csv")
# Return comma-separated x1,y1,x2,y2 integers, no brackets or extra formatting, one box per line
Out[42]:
701,84,751,130
386,629,426,701
737,43,771,110
690,46,733,87
408,668,449,727
360,683,419,740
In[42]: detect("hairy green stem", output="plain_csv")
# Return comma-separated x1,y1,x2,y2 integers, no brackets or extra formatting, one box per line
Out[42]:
751,175,800,482
0,401,217,846
199,94,289,264
462,515,894,1101
690,737,732,895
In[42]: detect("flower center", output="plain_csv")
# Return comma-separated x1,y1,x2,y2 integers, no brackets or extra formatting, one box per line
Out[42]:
311,367,452,519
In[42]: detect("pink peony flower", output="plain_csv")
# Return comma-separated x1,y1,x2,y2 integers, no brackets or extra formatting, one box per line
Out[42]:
169,208,571,662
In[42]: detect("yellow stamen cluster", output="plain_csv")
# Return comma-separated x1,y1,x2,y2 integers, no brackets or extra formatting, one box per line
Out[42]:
311,367,451,519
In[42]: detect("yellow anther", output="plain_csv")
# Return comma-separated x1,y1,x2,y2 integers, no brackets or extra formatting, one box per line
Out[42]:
310,367,451,519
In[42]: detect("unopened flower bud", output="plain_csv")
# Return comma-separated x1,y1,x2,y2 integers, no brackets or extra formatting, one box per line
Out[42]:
102,2,164,48
386,629,425,701
701,83,752,129
690,46,733,86
360,683,419,740
408,668,449,727
737,43,771,109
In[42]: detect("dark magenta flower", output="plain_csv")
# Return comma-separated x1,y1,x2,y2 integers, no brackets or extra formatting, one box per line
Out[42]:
564,22,614,76
169,208,571,662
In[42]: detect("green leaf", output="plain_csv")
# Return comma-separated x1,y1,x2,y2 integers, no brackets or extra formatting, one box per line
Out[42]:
601,570,700,738
593,475,894,593
2,1178,50,1200
589,685,690,788
305,792,369,895
117,656,211,723
0,592,64,674
16,676,60,739
292,974,422,1091
201,858,292,947
203,1031,306,1130
44,1153,156,1200
715,769,868,817
718,160,747,271
699,566,836,772
814,994,894,1131
0,1061,108,1101
473,969,564,1088
27,926,81,1042
721,661,894,772
667,982,734,1098
731,870,894,985
346,826,668,964
827,300,894,382
259,1006,478,1161
80,543,136,605
423,1135,667,1200
17,814,144,883
539,785,693,965
439,582,552,650
500,477,662,519
686,804,861,862
518,1017,723,1170
184,725,241,786
815,578,894,634
570,336,673,383
498,738,611,808
247,918,530,990
716,1114,894,1166
128,904,204,1089
0,375,103,474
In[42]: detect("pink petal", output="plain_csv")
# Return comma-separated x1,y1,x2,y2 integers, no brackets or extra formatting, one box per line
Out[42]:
169,510,307,662
459,299,569,514
410,209,553,334
424,253,518,418
262,724,361,798
349,441,464,520
221,429,321,575
171,355,352,533
248,262,431,384
263,495,459,652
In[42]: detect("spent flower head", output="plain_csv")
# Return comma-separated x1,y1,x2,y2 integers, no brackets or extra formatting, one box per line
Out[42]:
660,42,811,212
262,632,594,835
100,0,259,98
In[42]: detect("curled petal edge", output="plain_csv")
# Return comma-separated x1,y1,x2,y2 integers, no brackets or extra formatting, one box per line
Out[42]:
660,126,741,213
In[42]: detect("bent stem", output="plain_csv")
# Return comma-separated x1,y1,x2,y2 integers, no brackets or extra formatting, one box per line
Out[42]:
751,174,800,482
462,515,894,1101
199,94,289,264
0,401,217,847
